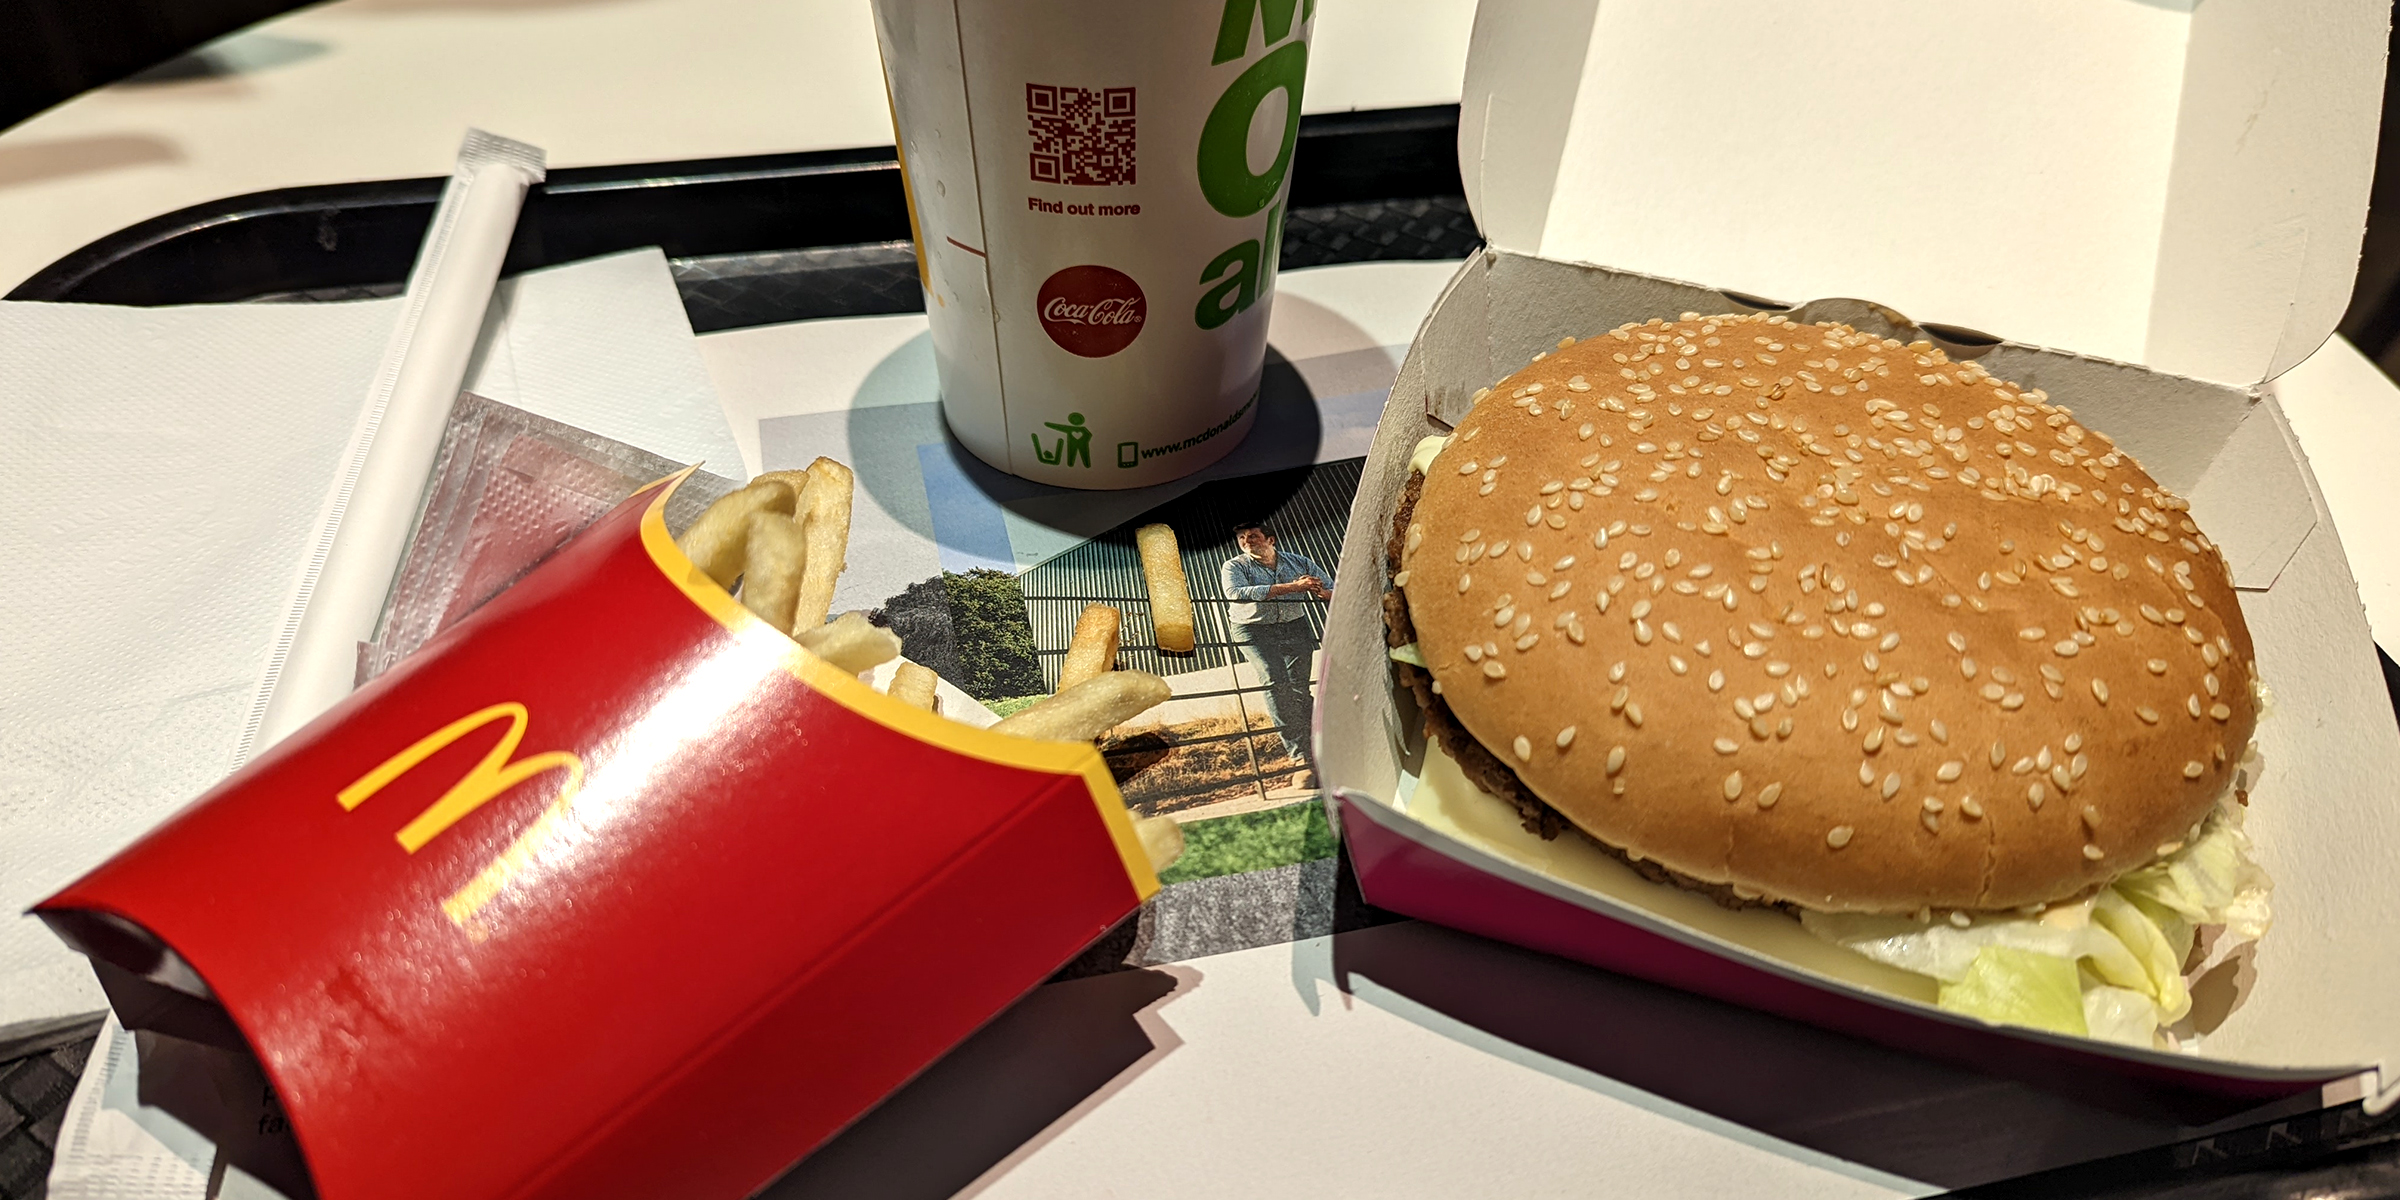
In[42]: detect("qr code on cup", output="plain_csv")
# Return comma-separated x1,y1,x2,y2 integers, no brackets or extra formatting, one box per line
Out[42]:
1028,84,1135,186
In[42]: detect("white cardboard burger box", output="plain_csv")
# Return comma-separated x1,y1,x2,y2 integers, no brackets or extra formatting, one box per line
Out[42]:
1319,0,2400,1103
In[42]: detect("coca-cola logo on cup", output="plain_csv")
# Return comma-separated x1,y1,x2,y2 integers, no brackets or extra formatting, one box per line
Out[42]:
1037,265,1146,358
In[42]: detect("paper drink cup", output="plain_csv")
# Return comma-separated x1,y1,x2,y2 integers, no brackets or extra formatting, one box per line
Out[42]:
872,0,1314,488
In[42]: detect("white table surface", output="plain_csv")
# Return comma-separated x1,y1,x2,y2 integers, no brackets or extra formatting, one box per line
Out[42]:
6,3,2398,1198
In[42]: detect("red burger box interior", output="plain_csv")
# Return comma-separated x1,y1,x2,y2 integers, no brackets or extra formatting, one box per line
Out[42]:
36,476,1161,1200
1318,0,2400,1104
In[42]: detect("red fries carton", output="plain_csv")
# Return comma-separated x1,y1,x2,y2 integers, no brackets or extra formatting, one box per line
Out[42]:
1319,0,2400,1101
37,475,1158,1200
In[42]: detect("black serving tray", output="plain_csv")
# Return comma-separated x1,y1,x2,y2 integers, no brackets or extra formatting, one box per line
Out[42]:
9,101,2400,1200
6,104,1478,332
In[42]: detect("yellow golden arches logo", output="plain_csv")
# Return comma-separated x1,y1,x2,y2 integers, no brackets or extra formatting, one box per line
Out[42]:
338,702,586,932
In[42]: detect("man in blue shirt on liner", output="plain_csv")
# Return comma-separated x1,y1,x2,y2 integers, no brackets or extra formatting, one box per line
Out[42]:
1221,519,1333,791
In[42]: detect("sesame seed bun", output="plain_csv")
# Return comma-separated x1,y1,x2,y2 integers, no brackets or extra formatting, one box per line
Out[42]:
1394,315,2256,914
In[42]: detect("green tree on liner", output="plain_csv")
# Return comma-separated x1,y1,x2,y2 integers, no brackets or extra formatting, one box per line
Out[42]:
940,568,1046,701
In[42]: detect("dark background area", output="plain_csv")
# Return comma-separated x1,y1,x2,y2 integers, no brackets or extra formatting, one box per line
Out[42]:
0,0,303,131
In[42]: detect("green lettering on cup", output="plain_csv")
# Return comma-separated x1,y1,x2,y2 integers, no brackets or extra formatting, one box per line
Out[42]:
1211,0,1313,65
1194,238,1261,330
1196,40,1308,218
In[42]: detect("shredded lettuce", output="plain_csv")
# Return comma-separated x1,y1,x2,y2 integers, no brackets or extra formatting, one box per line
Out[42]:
2082,984,2163,1046
1801,795,2271,1048
1938,946,2087,1036
1388,642,1427,667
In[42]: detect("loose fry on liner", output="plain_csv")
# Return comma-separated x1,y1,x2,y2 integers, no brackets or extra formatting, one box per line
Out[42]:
1134,524,1195,654
738,513,808,633
793,611,902,676
1057,604,1122,691
992,671,1171,743
1132,815,1185,873
890,661,941,713
676,478,798,588
791,457,855,632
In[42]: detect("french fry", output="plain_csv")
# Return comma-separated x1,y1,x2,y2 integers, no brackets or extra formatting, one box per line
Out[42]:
738,513,807,633
1132,815,1185,873
890,661,941,713
676,478,798,588
1135,523,1194,654
793,611,901,676
753,468,814,504
791,457,855,632
992,671,1171,743
1057,604,1122,691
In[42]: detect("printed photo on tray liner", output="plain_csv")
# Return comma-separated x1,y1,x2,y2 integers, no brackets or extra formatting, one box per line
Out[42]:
858,458,1363,896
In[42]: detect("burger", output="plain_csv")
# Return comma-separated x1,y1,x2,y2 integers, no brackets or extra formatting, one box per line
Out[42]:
1382,314,2272,1047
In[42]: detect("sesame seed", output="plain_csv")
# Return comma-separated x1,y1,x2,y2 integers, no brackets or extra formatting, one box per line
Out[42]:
2183,760,2206,778
1882,773,1901,799
2092,679,2110,704
2137,706,2161,724
2083,844,2105,862
1714,737,1740,754
2210,702,2232,721
1949,910,1973,928
1607,746,1627,775
1827,826,1855,848
1757,783,1783,808
1483,661,1507,679
1722,771,1744,800
2028,782,2047,808
1458,574,1473,593
1513,736,1533,761
1394,571,1411,587
1922,796,1945,813
2053,639,2080,657
1937,761,1964,782
2082,805,2102,831
1959,796,1984,819
1626,703,1645,728
1557,726,1578,748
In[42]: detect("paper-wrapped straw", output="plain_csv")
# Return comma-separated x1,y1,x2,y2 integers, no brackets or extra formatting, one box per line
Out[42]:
246,130,546,755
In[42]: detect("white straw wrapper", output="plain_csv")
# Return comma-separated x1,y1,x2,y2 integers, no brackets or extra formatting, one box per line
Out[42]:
246,129,546,756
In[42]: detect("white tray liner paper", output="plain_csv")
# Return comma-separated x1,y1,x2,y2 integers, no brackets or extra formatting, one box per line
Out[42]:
1316,248,2400,1099
0,245,735,1031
